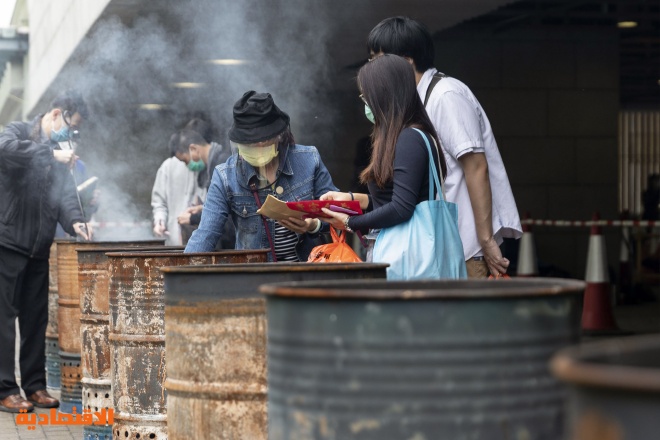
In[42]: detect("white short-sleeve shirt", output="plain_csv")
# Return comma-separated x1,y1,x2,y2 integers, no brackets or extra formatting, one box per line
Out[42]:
418,68,522,259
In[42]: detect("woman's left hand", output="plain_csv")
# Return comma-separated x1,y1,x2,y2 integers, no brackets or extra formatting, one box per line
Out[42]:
279,217,318,234
320,207,348,230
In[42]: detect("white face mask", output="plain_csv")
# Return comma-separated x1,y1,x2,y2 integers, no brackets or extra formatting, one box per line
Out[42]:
237,144,278,168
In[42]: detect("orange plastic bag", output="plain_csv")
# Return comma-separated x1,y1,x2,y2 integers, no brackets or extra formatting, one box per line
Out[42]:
488,274,511,280
307,227,362,263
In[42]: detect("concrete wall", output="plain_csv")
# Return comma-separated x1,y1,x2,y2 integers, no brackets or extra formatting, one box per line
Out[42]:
25,0,110,116
433,24,620,278
0,61,24,125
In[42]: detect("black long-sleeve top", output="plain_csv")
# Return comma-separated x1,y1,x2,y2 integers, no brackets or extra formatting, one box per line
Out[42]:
348,127,443,232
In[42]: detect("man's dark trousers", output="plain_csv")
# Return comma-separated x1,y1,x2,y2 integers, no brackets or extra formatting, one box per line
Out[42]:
0,246,49,399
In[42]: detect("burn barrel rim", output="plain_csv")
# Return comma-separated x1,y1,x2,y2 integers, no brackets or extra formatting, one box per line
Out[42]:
259,277,586,299
59,239,166,247
105,249,271,258
76,244,177,254
160,262,390,274
550,334,660,393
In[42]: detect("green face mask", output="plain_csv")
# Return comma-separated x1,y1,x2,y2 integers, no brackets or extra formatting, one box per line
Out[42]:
364,104,375,124
187,159,206,172
238,144,278,168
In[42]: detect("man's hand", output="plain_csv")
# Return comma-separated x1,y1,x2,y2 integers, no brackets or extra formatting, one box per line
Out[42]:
482,236,509,277
53,150,78,169
177,211,192,225
186,205,203,215
278,217,319,234
153,220,169,237
73,222,93,241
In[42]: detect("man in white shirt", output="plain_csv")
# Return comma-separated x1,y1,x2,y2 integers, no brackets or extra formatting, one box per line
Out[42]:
367,16,522,278
151,132,206,245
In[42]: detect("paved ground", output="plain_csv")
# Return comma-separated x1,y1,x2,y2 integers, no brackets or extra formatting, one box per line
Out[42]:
0,389,83,440
1,289,658,439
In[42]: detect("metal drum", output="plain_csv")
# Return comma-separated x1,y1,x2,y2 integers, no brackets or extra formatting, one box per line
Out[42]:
79,244,174,440
56,240,165,414
56,239,80,355
107,250,270,440
551,334,660,440
55,238,81,414
260,278,585,440
162,263,388,440
46,241,60,390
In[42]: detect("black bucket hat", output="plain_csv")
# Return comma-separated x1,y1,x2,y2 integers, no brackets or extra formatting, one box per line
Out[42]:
228,91,290,143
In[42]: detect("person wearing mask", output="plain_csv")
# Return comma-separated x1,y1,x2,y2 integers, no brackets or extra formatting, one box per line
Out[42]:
366,16,522,278
185,91,337,261
151,132,206,245
320,55,450,261
174,121,236,249
0,90,92,413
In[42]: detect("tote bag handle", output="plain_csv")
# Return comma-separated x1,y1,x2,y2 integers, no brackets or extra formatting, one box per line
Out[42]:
411,128,445,202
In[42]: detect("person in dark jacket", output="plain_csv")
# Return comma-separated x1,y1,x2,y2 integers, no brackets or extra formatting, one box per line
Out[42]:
0,90,92,413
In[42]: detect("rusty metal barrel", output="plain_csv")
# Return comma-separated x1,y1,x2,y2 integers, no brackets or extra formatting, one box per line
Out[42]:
56,239,165,414
551,334,660,440
162,263,388,440
107,249,270,440
260,278,586,440
55,238,82,414
46,241,61,390
79,244,175,440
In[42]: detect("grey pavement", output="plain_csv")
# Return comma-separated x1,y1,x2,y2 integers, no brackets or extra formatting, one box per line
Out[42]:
0,389,83,440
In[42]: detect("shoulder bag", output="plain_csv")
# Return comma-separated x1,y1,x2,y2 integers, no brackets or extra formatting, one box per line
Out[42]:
372,128,467,280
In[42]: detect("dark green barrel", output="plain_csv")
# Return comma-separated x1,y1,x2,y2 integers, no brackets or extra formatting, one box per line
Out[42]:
261,278,585,440
162,263,387,440
551,334,660,440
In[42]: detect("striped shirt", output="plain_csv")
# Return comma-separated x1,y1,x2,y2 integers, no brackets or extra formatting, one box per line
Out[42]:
273,223,299,261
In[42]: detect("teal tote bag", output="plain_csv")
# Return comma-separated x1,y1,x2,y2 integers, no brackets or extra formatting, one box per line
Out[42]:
372,128,467,280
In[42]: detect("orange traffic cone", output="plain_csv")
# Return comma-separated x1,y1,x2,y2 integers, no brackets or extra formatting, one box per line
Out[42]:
517,213,538,277
581,213,619,333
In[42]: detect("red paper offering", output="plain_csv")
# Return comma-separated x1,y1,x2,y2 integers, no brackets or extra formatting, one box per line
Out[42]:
285,200,363,219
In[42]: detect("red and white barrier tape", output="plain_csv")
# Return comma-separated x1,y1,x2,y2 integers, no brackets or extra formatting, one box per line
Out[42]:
521,219,659,228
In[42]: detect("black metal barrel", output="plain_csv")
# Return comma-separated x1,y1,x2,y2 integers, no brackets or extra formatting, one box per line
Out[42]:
260,278,585,440
107,249,270,440
162,263,388,440
551,334,660,440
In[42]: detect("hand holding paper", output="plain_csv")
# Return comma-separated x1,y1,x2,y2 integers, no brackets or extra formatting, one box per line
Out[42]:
257,195,362,221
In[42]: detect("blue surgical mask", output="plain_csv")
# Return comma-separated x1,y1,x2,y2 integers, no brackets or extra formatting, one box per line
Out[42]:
364,104,375,124
51,125,70,142
187,160,205,172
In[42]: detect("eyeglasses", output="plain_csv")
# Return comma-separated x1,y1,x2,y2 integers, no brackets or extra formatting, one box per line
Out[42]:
62,112,81,139
359,94,368,106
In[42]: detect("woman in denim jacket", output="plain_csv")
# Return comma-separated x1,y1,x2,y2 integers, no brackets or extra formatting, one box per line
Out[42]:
184,91,337,261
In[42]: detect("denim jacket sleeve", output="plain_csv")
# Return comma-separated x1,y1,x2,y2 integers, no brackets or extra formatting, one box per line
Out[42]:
312,148,338,199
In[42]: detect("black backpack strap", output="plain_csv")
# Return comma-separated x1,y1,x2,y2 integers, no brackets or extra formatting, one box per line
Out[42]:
423,72,447,107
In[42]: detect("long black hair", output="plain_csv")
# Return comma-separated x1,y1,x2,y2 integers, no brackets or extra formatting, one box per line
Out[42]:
358,54,446,187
